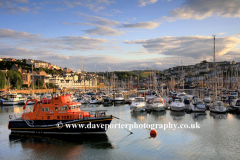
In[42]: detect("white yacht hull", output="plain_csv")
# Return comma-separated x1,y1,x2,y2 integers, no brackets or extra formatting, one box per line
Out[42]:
89,100,102,104
170,105,185,111
191,104,206,112
3,100,19,105
151,104,166,111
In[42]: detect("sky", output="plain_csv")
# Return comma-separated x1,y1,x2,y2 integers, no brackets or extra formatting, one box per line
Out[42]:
0,0,240,72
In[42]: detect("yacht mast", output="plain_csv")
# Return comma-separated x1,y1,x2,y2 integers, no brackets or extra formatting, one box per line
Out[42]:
213,35,217,100
181,60,184,91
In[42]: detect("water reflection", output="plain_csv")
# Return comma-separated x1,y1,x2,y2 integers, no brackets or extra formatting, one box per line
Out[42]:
9,133,113,149
170,110,185,122
151,110,166,117
131,111,148,122
210,112,228,119
191,112,207,121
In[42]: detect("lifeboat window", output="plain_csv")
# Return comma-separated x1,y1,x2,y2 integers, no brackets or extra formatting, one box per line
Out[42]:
64,106,67,111
76,105,78,109
46,107,49,112
42,107,45,112
68,106,71,110
72,105,75,109
55,107,58,111
57,116,60,119
59,106,63,111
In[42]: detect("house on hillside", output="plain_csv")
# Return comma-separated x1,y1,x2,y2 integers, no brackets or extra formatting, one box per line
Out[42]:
37,70,47,76
3,58,16,61
26,59,34,65
33,60,49,68
10,64,22,73
22,71,31,87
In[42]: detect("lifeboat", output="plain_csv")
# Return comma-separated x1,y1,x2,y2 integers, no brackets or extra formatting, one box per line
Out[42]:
8,94,112,134
39,97,51,104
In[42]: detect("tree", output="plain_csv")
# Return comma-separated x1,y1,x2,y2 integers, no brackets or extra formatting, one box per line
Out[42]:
46,83,54,89
35,79,43,88
6,70,22,89
201,60,208,64
0,71,6,89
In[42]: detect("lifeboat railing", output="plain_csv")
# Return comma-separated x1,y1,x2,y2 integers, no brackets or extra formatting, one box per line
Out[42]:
84,110,108,119
9,113,21,120
23,115,34,127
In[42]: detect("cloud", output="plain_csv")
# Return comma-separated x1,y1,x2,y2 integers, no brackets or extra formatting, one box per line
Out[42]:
83,26,124,36
122,22,159,29
62,22,96,26
76,12,120,26
0,0,41,14
125,35,240,59
138,0,158,7
0,28,41,39
0,28,110,51
62,0,115,12
168,0,240,20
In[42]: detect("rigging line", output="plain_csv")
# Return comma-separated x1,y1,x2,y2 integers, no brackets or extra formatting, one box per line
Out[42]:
114,118,133,134
113,116,151,130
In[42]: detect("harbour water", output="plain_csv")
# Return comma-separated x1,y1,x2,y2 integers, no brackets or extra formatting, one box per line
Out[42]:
1,90,240,159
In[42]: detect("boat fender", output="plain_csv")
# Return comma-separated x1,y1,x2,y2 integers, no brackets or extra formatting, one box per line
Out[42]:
9,115,11,119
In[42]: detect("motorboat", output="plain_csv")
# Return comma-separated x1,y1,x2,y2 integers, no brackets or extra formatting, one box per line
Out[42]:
170,97,185,111
184,99,192,111
191,98,206,112
149,97,166,111
176,92,188,100
203,94,212,103
209,101,228,113
2,93,22,105
8,94,112,134
17,94,26,105
229,99,240,112
89,96,102,104
131,97,146,112
114,93,125,104
127,94,137,103
102,96,113,105
77,95,91,104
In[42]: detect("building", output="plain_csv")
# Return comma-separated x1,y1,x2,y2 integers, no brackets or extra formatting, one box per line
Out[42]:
33,60,49,68
2,58,16,61
63,67,71,73
10,64,22,73
37,70,47,76
22,72,31,87
26,59,34,65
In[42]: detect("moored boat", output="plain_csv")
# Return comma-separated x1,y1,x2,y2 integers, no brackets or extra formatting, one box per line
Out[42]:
8,94,112,134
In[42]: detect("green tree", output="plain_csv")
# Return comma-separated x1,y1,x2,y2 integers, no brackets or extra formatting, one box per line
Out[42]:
35,79,44,88
0,71,6,89
6,70,22,89
46,83,54,89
